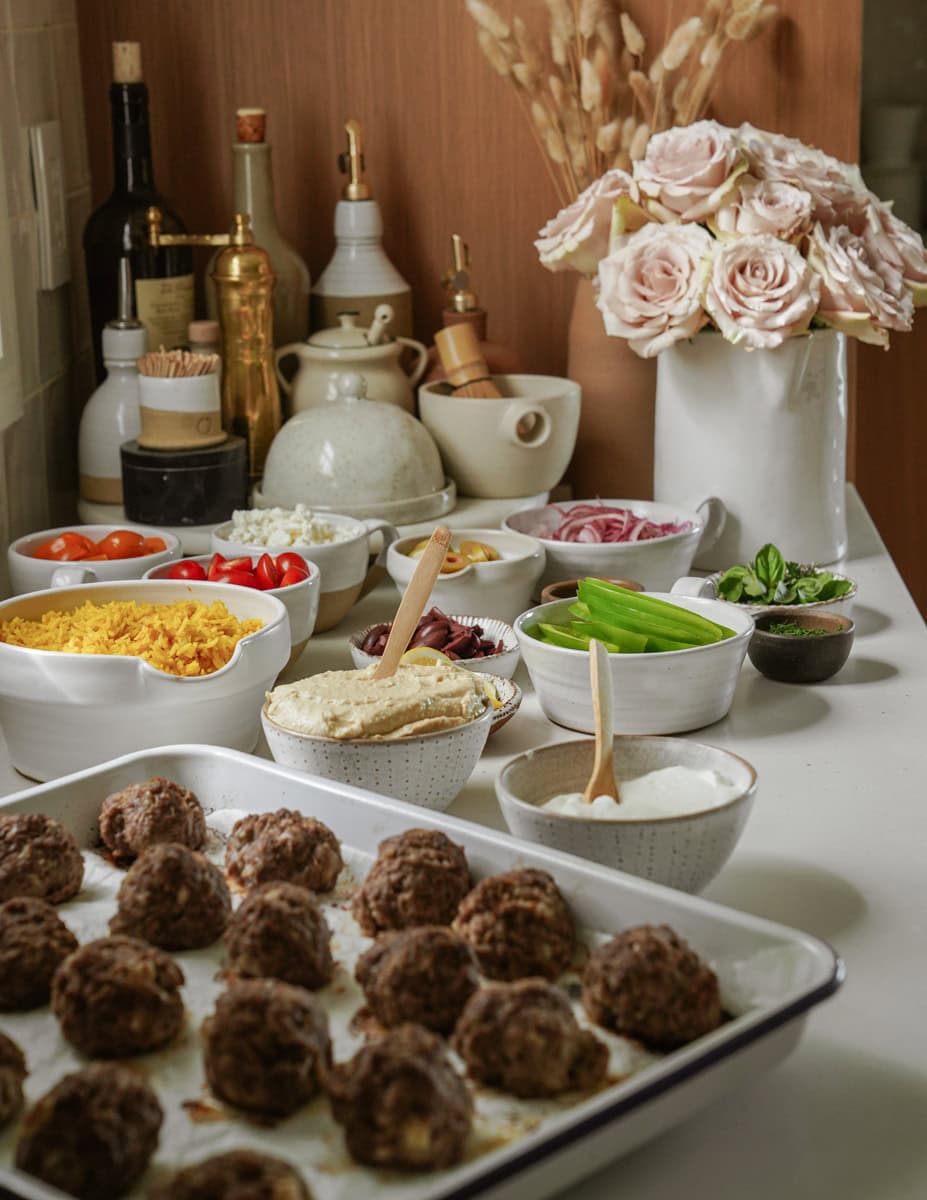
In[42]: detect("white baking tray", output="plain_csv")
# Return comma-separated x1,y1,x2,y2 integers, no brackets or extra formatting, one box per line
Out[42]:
0,745,842,1200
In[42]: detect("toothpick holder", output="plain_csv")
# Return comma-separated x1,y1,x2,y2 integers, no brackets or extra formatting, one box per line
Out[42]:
138,373,227,451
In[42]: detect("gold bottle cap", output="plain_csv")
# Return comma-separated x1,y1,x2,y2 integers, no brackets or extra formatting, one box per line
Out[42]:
442,234,479,313
112,41,142,84
339,119,372,201
236,107,266,143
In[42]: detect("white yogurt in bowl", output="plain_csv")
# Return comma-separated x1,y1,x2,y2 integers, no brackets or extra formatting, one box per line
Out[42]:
542,766,741,820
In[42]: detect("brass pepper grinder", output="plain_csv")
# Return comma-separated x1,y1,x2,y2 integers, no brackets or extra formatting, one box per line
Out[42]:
146,206,280,481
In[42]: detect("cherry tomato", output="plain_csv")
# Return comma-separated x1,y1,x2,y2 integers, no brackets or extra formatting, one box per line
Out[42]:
207,554,228,581
279,567,309,588
168,560,208,581
275,551,308,576
215,556,254,573
96,529,147,560
255,553,280,590
32,532,94,561
222,569,261,589
142,536,168,554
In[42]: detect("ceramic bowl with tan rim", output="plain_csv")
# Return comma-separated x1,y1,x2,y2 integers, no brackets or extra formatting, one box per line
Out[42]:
7,524,182,596
503,498,726,597
496,736,757,893
348,614,521,679
211,513,399,632
144,555,321,668
539,577,645,605
671,570,858,619
418,374,581,499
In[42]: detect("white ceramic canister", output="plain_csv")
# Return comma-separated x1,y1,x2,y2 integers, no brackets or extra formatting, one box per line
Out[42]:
138,372,226,451
78,321,147,505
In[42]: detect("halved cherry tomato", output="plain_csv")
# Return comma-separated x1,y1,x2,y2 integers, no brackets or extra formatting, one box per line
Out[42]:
222,569,260,589
255,553,280,590
96,529,147,559
168,560,208,581
142,536,167,554
279,567,309,587
275,551,308,576
214,556,254,574
32,532,95,561
207,553,228,581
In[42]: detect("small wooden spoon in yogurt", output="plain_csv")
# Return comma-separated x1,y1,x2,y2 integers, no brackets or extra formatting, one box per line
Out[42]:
581,638,621,805
373,526,452,680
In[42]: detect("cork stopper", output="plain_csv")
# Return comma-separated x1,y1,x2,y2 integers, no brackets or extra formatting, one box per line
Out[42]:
112,42,142,84
236,108,267,143
188,319,220,345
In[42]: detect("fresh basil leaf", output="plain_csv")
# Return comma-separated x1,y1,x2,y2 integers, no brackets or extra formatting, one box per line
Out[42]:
755,543,785,591
717,565,747,602
794,576,824,601
816,577,853,601
777,584,798,604
741,567,768,599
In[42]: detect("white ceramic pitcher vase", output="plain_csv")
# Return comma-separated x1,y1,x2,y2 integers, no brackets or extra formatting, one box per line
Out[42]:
653,329,848,569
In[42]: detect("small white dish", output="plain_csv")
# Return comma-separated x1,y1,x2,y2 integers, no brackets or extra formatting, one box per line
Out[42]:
349,613,520,679
7,524,181,595
496,735,757,894
671,570,858,619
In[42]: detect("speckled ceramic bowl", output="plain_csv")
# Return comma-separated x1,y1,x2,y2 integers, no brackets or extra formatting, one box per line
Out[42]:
671,571,857,619
261,694,495,811
348,614,521,679
496,736,757,893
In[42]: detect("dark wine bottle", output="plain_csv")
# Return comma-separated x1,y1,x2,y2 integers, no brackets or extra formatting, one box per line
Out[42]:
83,41,194,383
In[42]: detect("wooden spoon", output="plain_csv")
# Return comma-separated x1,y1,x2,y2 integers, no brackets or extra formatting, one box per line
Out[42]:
373,526,452,680
582,638,621,805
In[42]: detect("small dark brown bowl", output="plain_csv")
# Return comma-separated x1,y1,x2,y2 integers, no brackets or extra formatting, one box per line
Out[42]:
748,611,855,684
539,576,645,605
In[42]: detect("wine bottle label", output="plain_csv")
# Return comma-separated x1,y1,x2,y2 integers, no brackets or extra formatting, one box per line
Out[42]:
135,274,195,352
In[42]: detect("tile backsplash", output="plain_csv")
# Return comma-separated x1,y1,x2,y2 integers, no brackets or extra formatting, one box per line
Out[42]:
0,0,92,597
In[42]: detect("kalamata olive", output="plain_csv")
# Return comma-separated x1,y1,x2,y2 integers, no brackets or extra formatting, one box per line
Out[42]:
412,621,452,650
362,624,391,654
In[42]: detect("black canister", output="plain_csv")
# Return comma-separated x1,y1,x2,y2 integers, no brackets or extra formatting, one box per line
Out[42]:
121,437,248,526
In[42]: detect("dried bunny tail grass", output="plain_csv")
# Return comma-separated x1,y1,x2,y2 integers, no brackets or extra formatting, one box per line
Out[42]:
545,127,569,164
549,73,567,107
683,61,719,122
731,0,762,12
672,73,690,115
531,99,553,136
580,57,603,111
648,57,665,85
595,118,622,155
700,32,724,69
662,17,705,70
513,16,544,78
620,12,645,57
546,0,575,41
613,149,633,171
726,8,761,38
595,13,617,57
620,113,636,149
550,32,568,67
512,62,539,89
628,70,654,121
629,121,651,162
466,0,510,40
742,4,778,39
593,44,614,106
477,29,512,77
578,0,603,40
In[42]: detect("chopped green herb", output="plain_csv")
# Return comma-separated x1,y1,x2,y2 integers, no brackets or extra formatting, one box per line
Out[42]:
767,621,831,637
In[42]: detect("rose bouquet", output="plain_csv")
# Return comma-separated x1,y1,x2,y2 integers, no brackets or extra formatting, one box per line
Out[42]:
536,119,927,355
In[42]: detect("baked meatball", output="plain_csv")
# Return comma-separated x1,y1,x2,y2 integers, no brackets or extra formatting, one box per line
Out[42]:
582,924,722,1049
452,979,608,1098
0,896,79,1010
99,776,206,863
15,1063,162,1200
328,1023,472,1171
148,1150,310,1200
0,812,83,904
110,843,231,950
356,926,479,1034
352,829,472,935
202,979,331,1116
0,1030,27,1125
225,881,333,990
52,935,185,1058
453,868,575,981
225,809,342,895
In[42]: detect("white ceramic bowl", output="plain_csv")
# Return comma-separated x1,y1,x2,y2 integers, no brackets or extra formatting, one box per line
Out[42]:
348,614,520,679
496,736,757,893
7,523,182,595
503,498,726,597
514,594,754,735
386,528,545,625
0,580,290,782
211,512,399,632
671,570,858,619
261,695,495,811
143,554,321,667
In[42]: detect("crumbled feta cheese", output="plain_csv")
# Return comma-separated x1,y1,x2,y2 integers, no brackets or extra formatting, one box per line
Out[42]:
227,505,355,547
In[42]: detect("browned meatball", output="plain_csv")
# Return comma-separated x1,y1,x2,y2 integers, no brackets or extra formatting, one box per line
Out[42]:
52,935,185,1058
148,1150,310,1200
452,979,608,1098
110,843,231,950
15,1063,162,1200
582,924,722,1049
0,1030,27,1125
202,979,330,1116
0,812,84,904
328,1023,472,1171
225,882,333,991
99,776,206,863
226,809,343,894
356,926,479,1034
453,868,575,981
352,829,472,936
0,896,79,1010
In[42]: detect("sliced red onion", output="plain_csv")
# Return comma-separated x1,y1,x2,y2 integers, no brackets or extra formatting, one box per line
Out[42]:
526,503,692,544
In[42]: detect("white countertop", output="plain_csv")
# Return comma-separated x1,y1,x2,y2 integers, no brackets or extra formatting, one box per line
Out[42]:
2,486,925,1199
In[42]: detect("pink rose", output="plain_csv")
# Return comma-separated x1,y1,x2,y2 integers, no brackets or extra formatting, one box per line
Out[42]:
703,234,820,349
863,198,927,306
634,120,746,222
596,222,714,358
807,222,914,347
535,169,646,277
712,175,812,242
737,123,868,229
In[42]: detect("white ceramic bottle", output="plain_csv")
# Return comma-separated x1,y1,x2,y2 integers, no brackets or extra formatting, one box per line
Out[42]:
78,258,148,506
311,119,412,336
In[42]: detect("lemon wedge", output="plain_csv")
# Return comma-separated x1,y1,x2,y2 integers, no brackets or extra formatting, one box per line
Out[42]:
399,646,456,669
482,677,503,710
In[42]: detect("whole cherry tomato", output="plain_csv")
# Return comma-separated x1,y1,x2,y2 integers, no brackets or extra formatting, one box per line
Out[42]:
32,532,94,561
255,553,280,590
222,569,261,589
96,529,147,560
142,536,168,554
168,560,208,581
275,551,308,576
279,567,309,588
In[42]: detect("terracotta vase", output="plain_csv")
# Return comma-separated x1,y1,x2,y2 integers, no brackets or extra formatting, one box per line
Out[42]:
566,276,657,499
